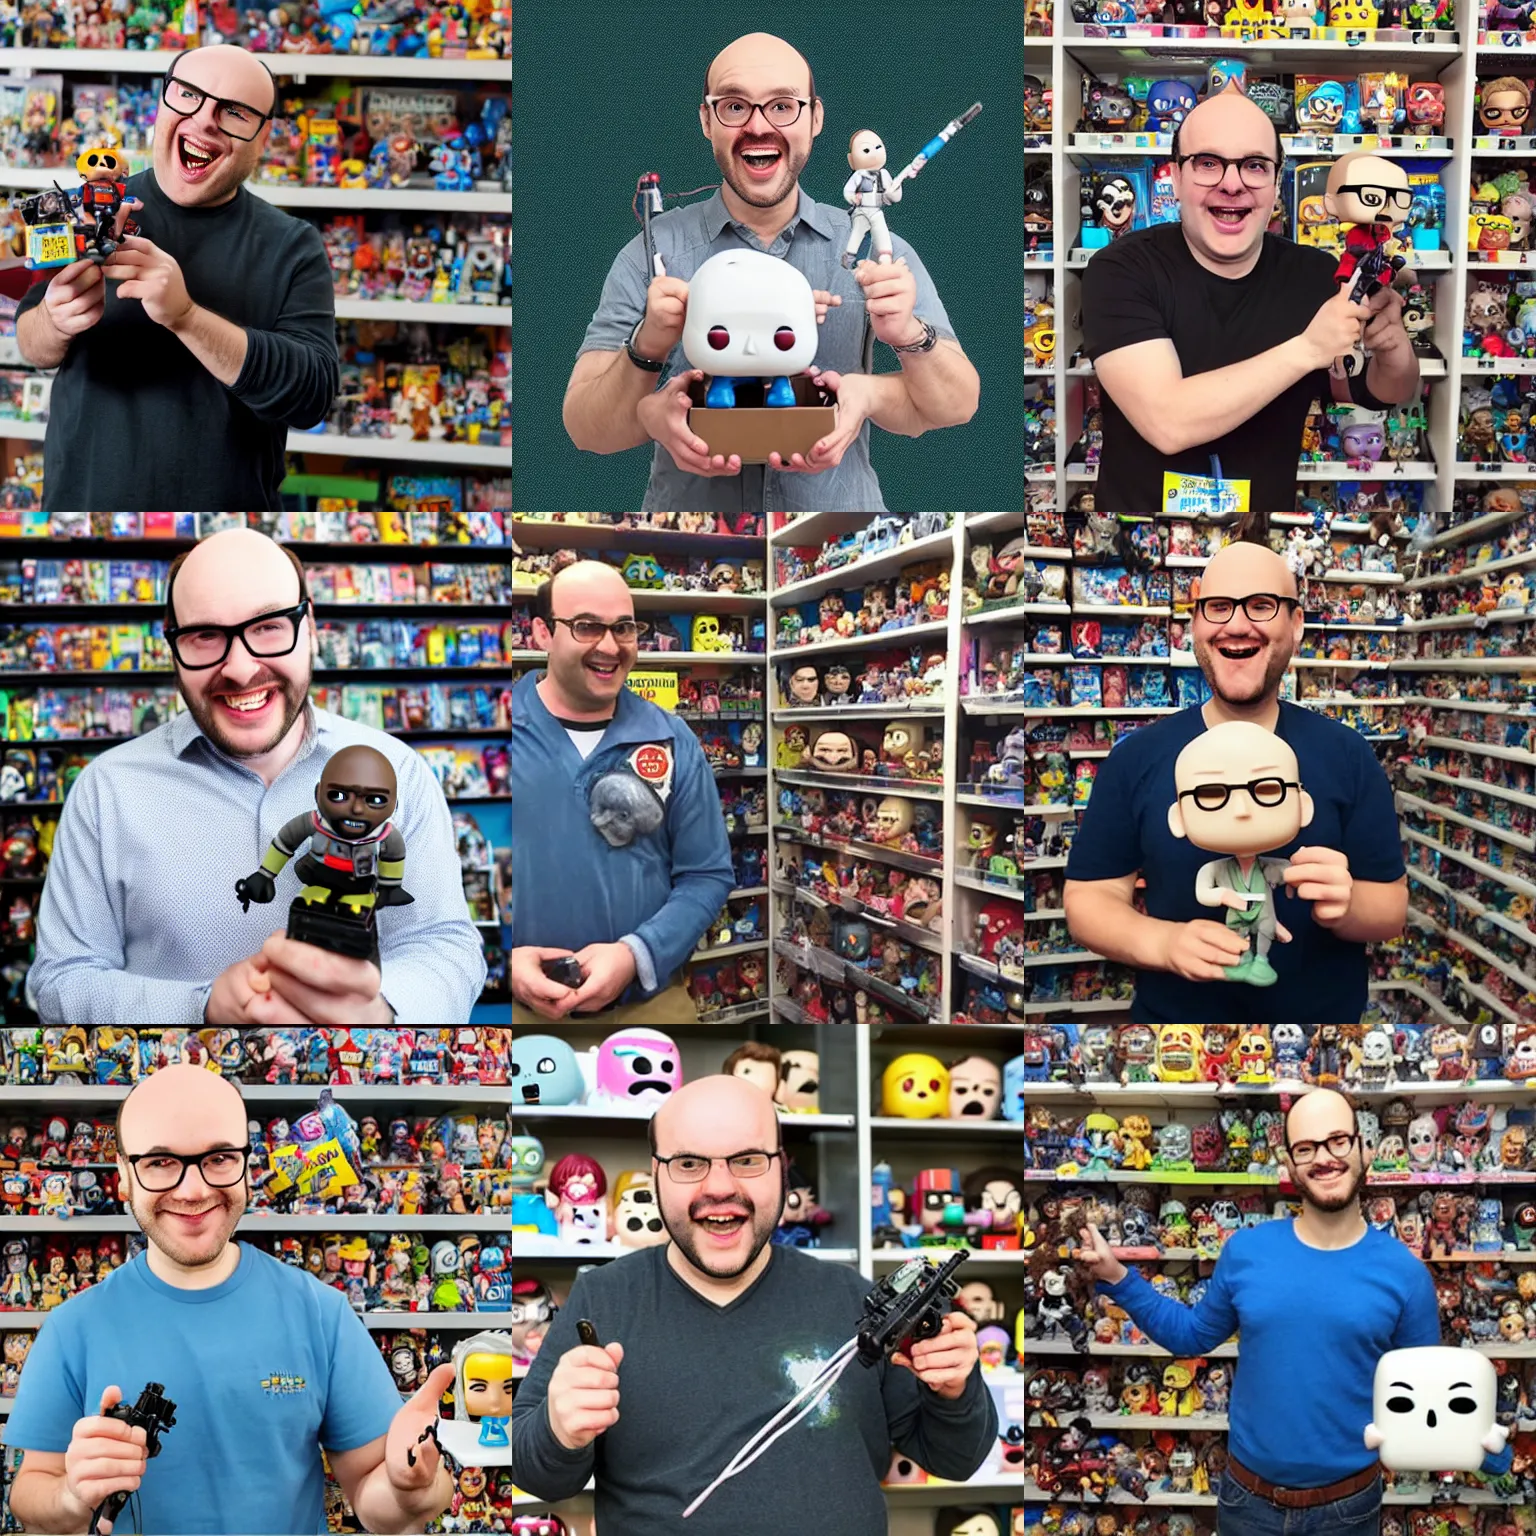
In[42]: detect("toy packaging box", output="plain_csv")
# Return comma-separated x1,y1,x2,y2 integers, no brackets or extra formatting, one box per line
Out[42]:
686,376,838,464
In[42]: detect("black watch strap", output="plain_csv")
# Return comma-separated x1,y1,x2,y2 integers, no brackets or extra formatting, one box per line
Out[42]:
625,318,666,373
888,319,939,354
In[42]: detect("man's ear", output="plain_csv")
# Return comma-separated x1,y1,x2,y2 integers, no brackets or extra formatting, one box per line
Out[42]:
1298,789,1315,830
1168,800,1187,840
531,617,552,652
810,97,823,140
700,101,713,142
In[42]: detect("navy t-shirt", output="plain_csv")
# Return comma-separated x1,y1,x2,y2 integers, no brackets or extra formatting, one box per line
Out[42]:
1065,701,1405,1024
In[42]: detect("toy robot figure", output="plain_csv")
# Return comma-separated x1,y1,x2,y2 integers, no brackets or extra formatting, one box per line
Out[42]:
842,128,902,268
1325,152,1410,305
73,146,136,261
235,745,413,962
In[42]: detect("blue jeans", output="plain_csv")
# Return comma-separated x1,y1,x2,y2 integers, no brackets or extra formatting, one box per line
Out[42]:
1217,1470,1382,1536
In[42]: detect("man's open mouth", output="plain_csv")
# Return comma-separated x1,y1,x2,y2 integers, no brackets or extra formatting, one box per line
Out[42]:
585,659,619,680
177,132,222,178
697,1210,749,1241
739,144,784,178
1210,205,1251,229
216,686,277,718
1216,644,1261,660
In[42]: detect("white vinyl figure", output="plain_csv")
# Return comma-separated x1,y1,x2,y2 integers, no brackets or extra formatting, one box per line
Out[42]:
435,1329,512,1466
842,128,901,268
681,250,818,409
1363,1347,1507,1471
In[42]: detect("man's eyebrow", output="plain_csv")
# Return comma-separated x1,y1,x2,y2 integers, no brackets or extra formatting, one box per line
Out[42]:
711,80,803,97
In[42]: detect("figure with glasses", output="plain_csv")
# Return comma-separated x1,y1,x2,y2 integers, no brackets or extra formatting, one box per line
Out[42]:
512,1076,996,1535
563,31,978,510
511,560,734,1025
1080,86,1419,516
14,44,337,512
1325,153,1411,305
1065,542,1407,1023
1073,1087,1513,1536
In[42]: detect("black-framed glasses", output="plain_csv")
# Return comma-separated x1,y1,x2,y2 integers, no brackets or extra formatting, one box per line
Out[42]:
126,1146,251,1192
704,95,811,129
165,600,309,669
1334,183,1413,213
550,616,649,645
1483,104,1530,122
1287,1131,1359,1166
1194,593,1299,624
161,69,273,140
654,1149,782,1184
1177,777,1301,813
1176,153,1278,187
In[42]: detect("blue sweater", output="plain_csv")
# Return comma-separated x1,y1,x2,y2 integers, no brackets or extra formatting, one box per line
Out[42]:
1101,1221,1454,1487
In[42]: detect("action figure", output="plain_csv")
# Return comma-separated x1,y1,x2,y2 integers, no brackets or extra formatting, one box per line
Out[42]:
235,745,413,962
72,146,136,261
433,1329,511,1466
1325,151,1410,306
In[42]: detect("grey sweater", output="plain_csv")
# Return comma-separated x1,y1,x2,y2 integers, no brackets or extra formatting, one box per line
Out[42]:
511,1244,999,1535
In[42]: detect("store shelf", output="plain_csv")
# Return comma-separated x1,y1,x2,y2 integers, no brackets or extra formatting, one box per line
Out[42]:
0,49,511,79
771,527,956,605
285,432,509,466
332,300,510,326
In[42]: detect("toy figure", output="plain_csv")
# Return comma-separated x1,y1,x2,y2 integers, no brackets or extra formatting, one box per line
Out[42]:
1364,1348,1506,1470
1326,152,1410,306
1167,722,1318,987
72,146,137,261
435,1330,511,1465
1480,76,1531,137
235,745,413,963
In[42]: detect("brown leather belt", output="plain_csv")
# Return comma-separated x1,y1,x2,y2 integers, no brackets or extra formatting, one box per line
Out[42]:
1227,1455,1380,1510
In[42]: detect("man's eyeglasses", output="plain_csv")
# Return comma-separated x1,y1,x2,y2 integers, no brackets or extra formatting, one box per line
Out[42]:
162,70,273,140
654,1150,782,1183
126,1146,251,1192
1194,593,1299,624
549,617,649,645
1176,153,1279,188
705,95,811,129
1287,1131,1359,1166
1178,777,1301,813
165,601,309,669
1335,183,1413,213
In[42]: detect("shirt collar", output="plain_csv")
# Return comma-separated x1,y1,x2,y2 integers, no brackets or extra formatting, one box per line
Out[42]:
171,698,322,769
702,186,837,244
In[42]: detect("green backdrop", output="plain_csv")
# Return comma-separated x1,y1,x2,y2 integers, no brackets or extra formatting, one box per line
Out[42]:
512,1,1023,513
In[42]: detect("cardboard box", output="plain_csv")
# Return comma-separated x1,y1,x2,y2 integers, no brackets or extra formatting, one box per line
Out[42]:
687,374,838,465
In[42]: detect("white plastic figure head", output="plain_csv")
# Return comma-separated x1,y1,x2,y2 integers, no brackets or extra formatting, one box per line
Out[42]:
1168,722,1314,857
848,129,886,171
1325,151,1412,230
681,249,818,378
1364,1347,1507,1470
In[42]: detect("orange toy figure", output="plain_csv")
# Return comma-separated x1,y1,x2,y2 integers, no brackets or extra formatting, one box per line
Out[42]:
73,147,138,262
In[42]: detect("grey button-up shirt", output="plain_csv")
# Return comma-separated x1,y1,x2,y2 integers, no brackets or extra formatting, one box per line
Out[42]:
579,188,957,514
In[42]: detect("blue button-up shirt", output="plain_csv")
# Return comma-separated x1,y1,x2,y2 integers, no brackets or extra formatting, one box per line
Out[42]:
580,188,957,515
27,703,488,1024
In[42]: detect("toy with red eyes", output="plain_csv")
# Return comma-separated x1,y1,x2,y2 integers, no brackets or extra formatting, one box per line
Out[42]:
882,1052,951,1118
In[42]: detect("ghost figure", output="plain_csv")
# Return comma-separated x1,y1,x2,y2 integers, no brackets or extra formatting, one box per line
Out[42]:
1364,1347,1507,1470
682,249,818,408
588,770,664,848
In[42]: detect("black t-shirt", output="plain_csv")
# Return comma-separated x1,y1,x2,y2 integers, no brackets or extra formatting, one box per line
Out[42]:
1082,224,1383,514
18,169,338,512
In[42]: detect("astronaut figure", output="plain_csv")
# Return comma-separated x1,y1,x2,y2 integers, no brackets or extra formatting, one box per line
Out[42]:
842,128,901,268
236,745,413,961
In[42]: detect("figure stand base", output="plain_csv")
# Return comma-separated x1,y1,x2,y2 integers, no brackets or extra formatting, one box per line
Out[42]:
286,900,379,966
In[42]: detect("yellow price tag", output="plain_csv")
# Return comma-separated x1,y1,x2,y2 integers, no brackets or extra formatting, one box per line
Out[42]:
626,670,679,710
33,229,74,264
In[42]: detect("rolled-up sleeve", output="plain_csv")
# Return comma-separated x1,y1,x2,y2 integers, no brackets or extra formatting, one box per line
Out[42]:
579,233,655,357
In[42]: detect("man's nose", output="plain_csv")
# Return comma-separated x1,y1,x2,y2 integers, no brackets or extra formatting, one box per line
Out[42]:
1217,163,1245,193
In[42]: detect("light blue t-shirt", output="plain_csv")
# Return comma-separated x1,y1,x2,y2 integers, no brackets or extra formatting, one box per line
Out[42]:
3,1243,400,1535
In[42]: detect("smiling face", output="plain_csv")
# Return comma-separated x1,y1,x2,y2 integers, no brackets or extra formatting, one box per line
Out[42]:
1282,1088,1366,1213
1172,90,1281,275
152,44,276,208
1190,542,1303,710
531,560,638,714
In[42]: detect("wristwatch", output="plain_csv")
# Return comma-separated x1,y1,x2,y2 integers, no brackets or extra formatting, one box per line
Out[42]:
888,319,938,355
625,317,667,373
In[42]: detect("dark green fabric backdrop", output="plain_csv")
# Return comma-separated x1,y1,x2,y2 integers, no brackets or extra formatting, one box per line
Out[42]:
512,2,1023,512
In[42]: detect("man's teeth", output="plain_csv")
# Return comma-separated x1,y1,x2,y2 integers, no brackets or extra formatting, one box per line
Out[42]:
221,688,272,711
743,150,780,165
181,139,216,167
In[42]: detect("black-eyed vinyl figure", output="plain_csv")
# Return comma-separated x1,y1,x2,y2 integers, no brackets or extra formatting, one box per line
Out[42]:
236,745,413,961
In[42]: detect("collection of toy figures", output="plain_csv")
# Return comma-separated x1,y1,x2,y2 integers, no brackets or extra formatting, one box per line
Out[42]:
1062,0,1455,32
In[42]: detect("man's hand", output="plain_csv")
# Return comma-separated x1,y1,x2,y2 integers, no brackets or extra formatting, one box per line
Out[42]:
566,941,637,1013
103,235,195,330
43,258,107,338
511,945,582,1020
633,260,689,361
1299,288,1372,372
62,1385,147,1536
891,1312,980,1400
255,931,392,1024
1284,845,1353,927
547,1340,624,1451
383,1365,456,1495
812,289,842,325
635,369,743,477
1362,285,1411,358
767,368,872,473
1074,1223,1129,1286
1157,919,1249,982
855,256,921,348
206,948,317,1024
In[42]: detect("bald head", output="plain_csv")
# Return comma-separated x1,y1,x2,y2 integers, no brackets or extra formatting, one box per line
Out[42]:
170,528,305,629
175,44,277,114
118,1063,247,1156
651,1074,781,1157
1285,1087,1357,1149
155,45,278,209
548,559,636,619
1176,86,1281,164
705,32,815,102
1201,540,1298,602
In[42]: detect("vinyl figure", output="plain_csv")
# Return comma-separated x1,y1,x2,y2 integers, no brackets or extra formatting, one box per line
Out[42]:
1168,722,1316,988
434,1330,512,1466
843,128,902,268
1325,151,1410,305
235,745,412,962
1364,1347,1507,1470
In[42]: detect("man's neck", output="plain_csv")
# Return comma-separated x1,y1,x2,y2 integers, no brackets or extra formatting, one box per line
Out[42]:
146,1239,241,1290
537,673,616,724
718,180,801,248
1293,1203,1366,1250
1202,696,1281,731
237,708,309,788
666,1239,772,1305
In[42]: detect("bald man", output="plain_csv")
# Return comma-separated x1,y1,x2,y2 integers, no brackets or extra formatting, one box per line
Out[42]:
512,560,734,1023
1076,1088,1511,1529
16,44,338,511
27,527,486,1026
563,30,978,514
1065,541,1406,1023
1081,84,1419,514
512,1076,996,1534
6,1065,457,1535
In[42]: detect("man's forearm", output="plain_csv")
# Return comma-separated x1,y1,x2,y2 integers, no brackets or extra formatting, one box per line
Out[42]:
1064,886,1174,972
1148,336,1316,455
16,305,69,370
1365,344,1420,407
563,350,658,453
1319,877,1408,945
892,338,980,430
9,1469,91,1534
349,1462,455,1535
167,303,248,388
